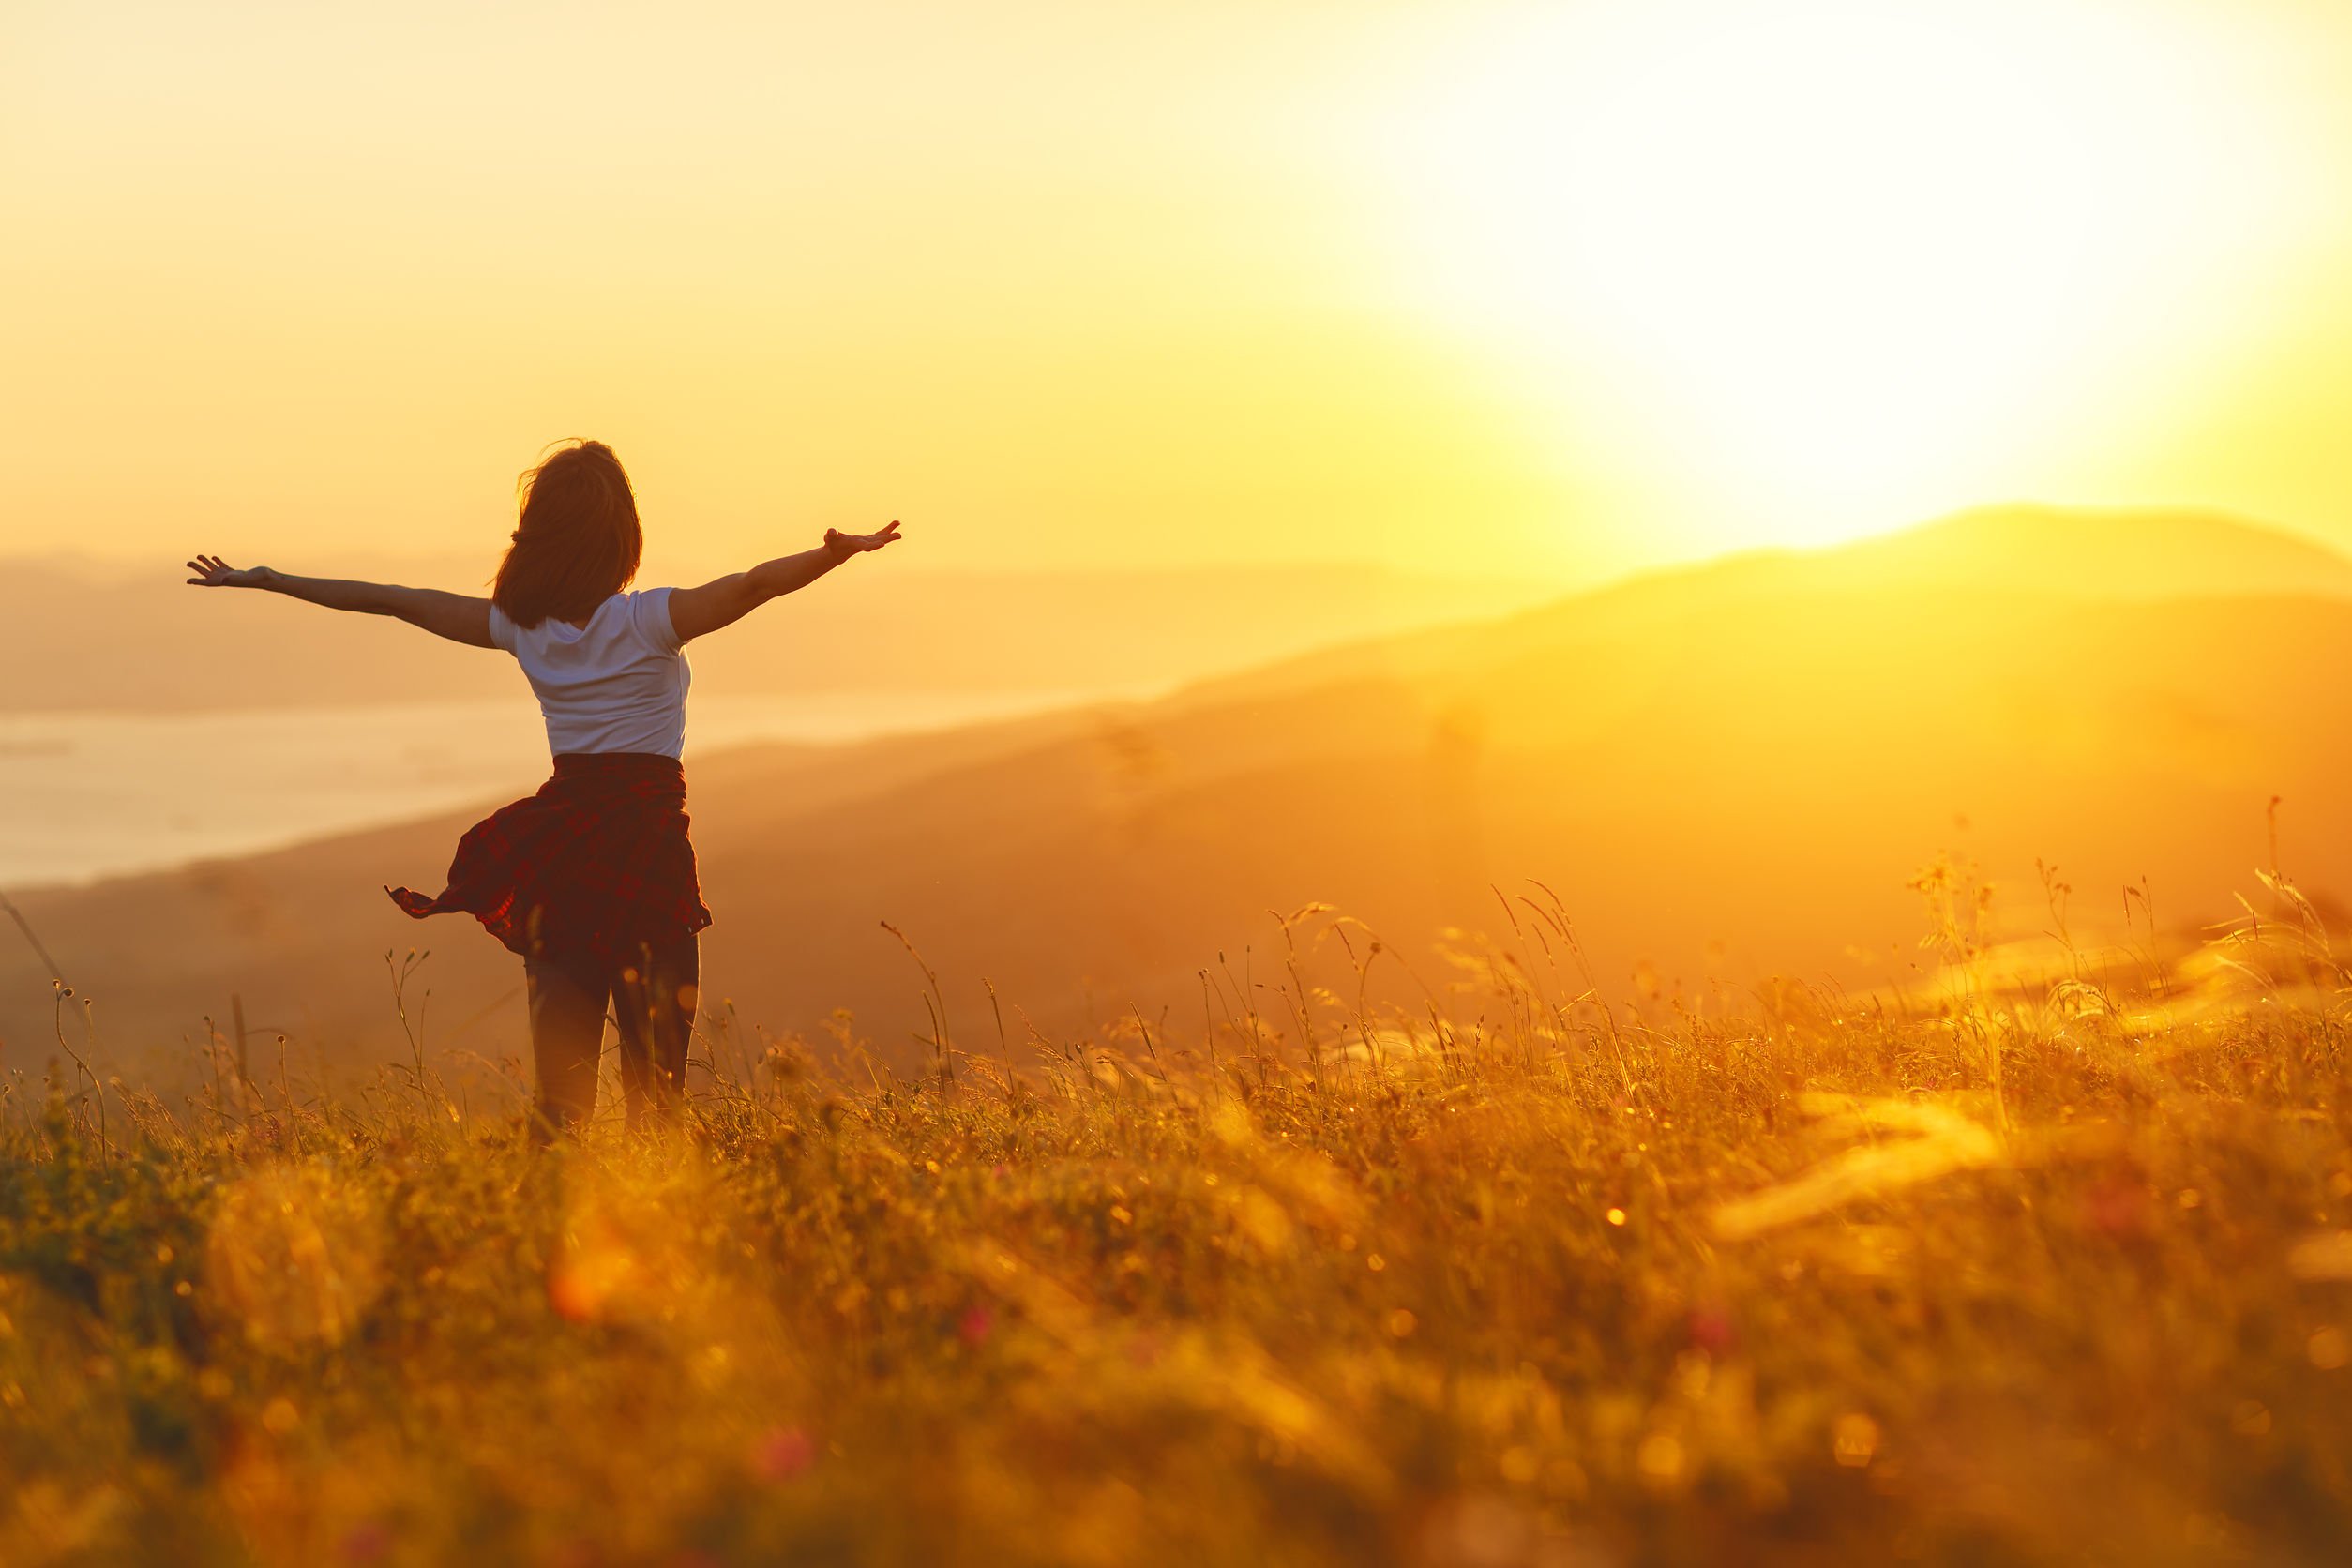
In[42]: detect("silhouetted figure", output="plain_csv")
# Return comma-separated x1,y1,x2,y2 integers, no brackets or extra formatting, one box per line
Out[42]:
186,440,901,1137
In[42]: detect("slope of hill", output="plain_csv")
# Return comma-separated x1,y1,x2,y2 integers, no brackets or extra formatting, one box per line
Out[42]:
1791,503,2352,599
8,505,2351,1086
1163,503,2352,712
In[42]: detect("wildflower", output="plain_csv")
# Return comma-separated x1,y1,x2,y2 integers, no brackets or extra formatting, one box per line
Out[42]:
339,1522,391,1564
1687,1305,1736,1355
958,1304,995,1346
2083,1174,2148,1237
750,1426,815,1483
1832,1413,1880,1468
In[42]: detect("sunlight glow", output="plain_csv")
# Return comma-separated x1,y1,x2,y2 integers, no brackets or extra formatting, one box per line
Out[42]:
7,1,2350,576
1375,0,2313,549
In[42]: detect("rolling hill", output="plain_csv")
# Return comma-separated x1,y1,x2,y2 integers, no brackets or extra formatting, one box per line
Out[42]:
8,505,2351,1090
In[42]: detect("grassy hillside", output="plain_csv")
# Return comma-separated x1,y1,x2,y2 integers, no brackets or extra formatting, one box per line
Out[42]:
9,506,2352,1088
6,894,2351,1565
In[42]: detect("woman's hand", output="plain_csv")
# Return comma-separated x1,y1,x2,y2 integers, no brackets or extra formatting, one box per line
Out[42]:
823,520,903,557
185,554,273,589
178,559,493,643
672,522,905,641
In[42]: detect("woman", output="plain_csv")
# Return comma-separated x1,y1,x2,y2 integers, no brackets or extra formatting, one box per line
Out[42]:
186,439,901,1136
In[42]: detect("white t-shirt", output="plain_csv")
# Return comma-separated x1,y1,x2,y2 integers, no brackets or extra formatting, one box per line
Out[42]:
488,587,690,759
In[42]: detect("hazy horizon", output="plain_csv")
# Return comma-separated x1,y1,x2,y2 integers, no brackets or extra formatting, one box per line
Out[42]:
0,543,1583,591
17,494,2351,605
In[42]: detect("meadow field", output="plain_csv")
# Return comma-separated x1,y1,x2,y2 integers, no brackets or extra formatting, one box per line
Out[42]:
7,871,2351,1567
20,0,2352,1560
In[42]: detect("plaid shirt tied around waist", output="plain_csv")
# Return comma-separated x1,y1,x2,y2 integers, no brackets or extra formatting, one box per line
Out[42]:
387,751,711,968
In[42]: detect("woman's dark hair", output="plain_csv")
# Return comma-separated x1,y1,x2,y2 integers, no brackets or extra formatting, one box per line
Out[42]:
493,440,642,629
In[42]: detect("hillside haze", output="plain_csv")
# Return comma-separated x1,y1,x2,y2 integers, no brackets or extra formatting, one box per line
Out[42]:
8,505,2350,1085
0,556,1551,712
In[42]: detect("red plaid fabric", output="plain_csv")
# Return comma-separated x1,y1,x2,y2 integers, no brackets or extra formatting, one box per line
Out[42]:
386,752,711,968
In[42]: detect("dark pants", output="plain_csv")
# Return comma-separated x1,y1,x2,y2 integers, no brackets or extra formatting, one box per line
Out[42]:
522,934,699,1138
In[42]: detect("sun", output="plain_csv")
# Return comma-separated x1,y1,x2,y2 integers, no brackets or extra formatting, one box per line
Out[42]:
1367,0,2298,550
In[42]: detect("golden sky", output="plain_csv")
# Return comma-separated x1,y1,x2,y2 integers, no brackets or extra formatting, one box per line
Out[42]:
4,0,2347,580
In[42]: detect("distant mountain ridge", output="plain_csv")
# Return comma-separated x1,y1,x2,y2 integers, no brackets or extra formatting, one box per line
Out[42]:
1168,504,2352,711
1758,504,2352,600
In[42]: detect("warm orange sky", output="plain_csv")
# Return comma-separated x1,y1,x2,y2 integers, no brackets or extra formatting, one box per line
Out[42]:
4,0,2347,580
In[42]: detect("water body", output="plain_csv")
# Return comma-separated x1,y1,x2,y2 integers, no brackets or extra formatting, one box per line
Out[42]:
0,690,1119,889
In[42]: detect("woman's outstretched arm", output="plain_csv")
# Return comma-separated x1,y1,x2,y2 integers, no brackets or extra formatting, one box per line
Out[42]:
666,521,902,643
185,555,495,648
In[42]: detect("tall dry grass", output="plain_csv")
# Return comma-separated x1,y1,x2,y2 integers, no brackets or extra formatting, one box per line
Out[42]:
5,867,2352,1565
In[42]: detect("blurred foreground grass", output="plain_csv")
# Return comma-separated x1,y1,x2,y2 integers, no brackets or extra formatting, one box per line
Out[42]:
7,893,2352,1566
